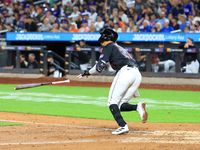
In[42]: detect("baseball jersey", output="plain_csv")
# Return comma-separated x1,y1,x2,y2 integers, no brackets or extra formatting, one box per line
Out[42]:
98,43,138,72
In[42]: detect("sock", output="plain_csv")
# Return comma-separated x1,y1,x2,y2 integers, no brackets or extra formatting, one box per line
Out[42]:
120,103,137,112
109,104,126,127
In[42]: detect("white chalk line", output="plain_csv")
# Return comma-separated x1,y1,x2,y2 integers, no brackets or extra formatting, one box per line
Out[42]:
0,139,109,146
0,119,149,133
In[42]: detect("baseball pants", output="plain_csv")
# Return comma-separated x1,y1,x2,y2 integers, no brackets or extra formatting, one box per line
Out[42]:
107,65,142,109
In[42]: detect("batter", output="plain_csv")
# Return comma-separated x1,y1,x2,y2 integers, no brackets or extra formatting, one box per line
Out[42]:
78,27,148,135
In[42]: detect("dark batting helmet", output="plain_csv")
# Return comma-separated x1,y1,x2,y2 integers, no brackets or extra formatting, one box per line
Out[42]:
98,27,118,44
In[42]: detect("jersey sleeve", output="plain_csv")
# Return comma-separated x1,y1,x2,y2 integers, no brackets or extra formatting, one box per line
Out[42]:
98,46,112,62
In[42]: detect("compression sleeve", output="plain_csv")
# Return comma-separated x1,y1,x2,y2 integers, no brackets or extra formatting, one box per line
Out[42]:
89,64,98,75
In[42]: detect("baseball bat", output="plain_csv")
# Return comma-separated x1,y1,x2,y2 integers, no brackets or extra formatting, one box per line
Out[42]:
14,79,70,90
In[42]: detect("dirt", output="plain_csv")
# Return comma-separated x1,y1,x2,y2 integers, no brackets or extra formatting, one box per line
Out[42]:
0,77,199,150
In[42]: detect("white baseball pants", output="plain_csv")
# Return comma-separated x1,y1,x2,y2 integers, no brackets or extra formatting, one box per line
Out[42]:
107,65,142,109
185,59,199,73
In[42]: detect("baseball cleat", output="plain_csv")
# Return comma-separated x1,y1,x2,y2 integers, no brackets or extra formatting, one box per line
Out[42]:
112,124,129,135
137,102,148,123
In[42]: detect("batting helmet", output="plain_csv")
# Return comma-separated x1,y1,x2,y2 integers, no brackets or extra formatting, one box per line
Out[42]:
98,27,118,44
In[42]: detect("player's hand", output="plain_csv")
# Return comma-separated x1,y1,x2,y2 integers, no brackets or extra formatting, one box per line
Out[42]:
77,70,91,79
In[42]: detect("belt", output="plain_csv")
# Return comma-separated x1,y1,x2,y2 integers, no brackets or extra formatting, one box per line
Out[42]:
127,64,135,68
127,64,133,68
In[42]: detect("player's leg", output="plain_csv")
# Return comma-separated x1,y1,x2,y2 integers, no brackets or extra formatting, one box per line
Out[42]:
108,67,135,134
118,69,148,123
163,60,175,73
191,60,199,73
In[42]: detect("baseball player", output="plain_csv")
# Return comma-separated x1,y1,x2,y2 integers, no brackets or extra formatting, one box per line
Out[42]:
78,27,148,135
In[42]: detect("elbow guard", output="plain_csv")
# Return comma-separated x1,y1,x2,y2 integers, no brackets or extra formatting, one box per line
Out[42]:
96,60,107,73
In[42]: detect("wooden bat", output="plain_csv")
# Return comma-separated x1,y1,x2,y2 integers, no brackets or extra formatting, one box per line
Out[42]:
14,79,70,90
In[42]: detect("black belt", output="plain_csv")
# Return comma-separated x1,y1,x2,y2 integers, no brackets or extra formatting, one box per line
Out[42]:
127,64,134,68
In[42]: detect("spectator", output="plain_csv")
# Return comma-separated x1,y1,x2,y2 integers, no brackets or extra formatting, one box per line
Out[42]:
28,53,39,69
89,24,96,32
149,13,158,27
110,8,118,23
132,25,140,32
24,16,38,32
151,26,157,32
172,3,184,17
39,18,53,32
178,38,199,73
60,19,69,32
52,4,61,18
68,22,79,32
108,19,114,28
151,42,175,73
194,0,200,16
129,9,139,23
109,0,119,15
82,1,91,13
93,14,104,32
140,20,151,32
82,12,93,26
158,11,167,28
113,22,122,32
190,24,200,32
168,13,173,25
64,3,72,17
127,21,135,32
179,14,191,32
191,13,200,25
183,0,193,17
0,13,5,24
50,22,61,32
5,23,14,32
79,20,90,32
90,7,98,22
13,12,22,29
104,13,110,27
116,17,125,27
44,10,56,24
195,20,200,31
118,9,129,25
135,0,146,17
121,25,127,33
118,0,129,15
28,3,37,18
170,16,180,30
36,7,45,23
73,14,82,28
68,6,80,22
88,0,96,10
47,54,62,77
155,22,162,32
161,19,174,32
75,39,91,71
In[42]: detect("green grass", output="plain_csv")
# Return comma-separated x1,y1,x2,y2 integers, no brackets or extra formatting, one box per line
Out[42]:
0,84,199,123
0,121,23,126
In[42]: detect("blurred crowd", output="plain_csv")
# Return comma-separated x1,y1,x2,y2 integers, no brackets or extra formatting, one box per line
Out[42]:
0,0,200,34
